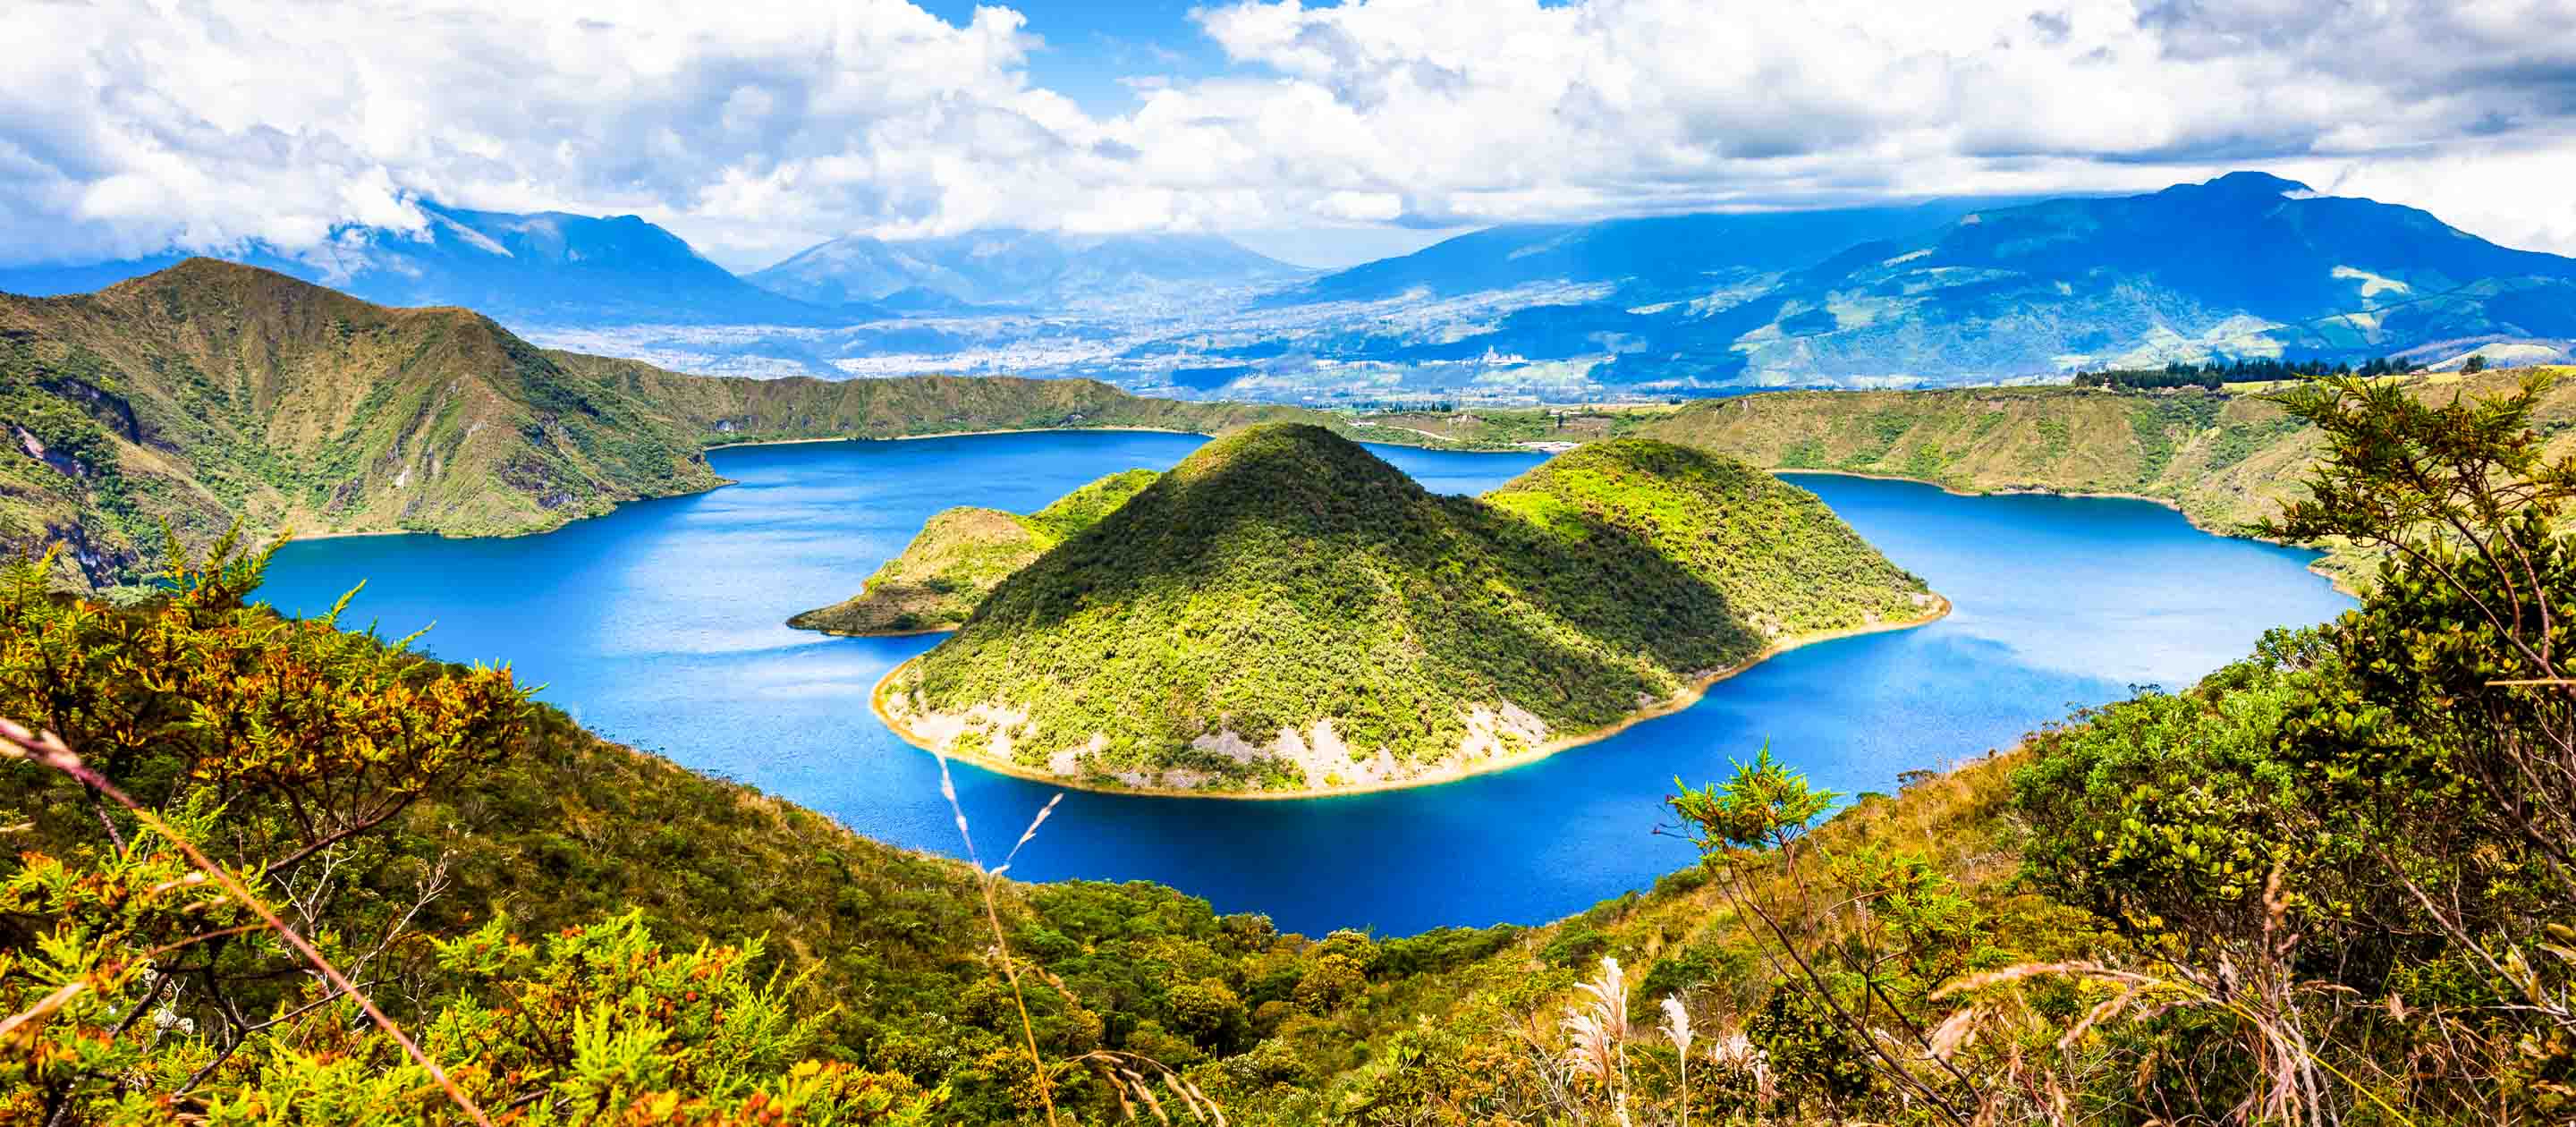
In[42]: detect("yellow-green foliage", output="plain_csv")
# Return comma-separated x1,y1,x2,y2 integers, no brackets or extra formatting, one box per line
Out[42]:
788,470,1157,636
0,537,1517,1124
1486,437,1935,639
892,428,1931,791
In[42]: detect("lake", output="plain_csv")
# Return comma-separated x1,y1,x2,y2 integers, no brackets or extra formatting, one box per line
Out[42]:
258,431,2354,936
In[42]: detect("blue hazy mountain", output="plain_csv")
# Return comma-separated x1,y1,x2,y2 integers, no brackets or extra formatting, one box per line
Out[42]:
0,203,849,326
749,229,1308,309
1267,173,2576,387
1281,199,2004,305
1675,170,2576,383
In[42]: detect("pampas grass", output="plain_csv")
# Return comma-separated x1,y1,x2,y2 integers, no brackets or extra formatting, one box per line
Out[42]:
1562,956,1634,1125
932,751,1224,1123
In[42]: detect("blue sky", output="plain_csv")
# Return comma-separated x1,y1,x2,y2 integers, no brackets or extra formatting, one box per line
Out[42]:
7,0,2575,272
915,0,1233,116
903,0,1479,266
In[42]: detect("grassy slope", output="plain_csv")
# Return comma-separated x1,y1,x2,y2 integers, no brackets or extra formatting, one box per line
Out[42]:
786,468,1158,635
1631,372,2576,586
0,261,1454,589
0,260,724,585
886,426,1932,792
551,351,1335,445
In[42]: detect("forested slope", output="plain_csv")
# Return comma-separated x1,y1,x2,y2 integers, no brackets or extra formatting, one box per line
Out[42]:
0,261,1436,590
0,542,1520,1123
885,428,1936,794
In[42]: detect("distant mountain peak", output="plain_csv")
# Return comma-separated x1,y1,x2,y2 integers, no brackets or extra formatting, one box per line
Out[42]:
2187,170,2318,197
4,207,829,327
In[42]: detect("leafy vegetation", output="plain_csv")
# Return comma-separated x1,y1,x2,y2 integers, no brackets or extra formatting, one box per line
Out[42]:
886,427,1934,792
787,470,1157,636
1235,370,2576,1124
4,364,2570,1125
0,532,1514,1124
2073,353,2424,390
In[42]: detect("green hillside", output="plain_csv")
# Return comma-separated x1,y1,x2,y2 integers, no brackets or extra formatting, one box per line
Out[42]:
787,469,1158,635
0,260,1450,591
882,427,1936,794
0,541,1524,1123
0,259,725,588
1626,371,2576,588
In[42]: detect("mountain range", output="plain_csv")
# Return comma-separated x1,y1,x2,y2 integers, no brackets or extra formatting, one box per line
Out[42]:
1248,172,2576,389
1278,199,2003,305
0,202,842,327
5,174,2574,393
0,259,1380,589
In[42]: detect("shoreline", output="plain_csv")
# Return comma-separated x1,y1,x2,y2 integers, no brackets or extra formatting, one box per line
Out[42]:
1772,467,2361,597
868,594,1953,801
1773,466,2189,512
790,616,957,639
289,527,425,541
704,425,1204,452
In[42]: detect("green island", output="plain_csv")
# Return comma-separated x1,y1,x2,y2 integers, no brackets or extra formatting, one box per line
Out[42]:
877,425,1943,795
6,371,2571,1123
787,469,1158,635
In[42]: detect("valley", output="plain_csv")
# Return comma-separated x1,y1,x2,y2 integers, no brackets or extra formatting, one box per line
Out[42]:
0,260,1453,589
14,6,2576,1119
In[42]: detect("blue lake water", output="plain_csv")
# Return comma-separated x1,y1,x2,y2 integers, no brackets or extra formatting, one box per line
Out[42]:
258,431,2354,936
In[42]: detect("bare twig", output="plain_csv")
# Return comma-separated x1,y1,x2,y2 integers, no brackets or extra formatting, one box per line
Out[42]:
934,751,1060,1127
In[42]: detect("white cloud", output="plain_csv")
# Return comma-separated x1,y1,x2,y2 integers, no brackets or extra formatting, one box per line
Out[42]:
4,0,2575,269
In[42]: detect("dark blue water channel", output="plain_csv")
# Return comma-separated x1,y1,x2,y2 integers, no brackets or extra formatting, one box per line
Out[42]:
258,431,2353,936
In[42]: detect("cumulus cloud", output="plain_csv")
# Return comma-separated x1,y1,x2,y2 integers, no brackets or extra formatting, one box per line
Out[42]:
5,0,2575,268
1181,0,2576,232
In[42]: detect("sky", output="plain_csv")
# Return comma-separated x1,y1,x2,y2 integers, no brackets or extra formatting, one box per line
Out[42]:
6,0,2576,271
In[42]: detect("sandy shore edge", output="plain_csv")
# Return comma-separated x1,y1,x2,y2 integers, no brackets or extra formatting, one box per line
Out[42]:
869,594,1953,801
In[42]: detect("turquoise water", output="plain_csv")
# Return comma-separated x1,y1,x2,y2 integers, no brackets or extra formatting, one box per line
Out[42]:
258,431,2353,936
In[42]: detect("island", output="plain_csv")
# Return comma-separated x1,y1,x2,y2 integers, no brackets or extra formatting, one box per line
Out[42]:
871,423,1945,796
788,469,1157,635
